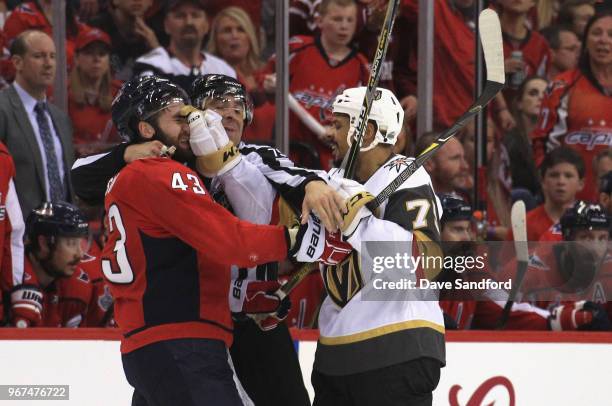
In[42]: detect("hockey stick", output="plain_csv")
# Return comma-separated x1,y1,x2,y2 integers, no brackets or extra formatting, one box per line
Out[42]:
340,0,401,180
497,200,528,329
288,94,326,138
367,8,505,211
282,9,504,296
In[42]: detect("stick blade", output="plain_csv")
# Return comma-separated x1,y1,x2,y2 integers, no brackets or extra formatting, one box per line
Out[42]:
511,200,528,262
479,9,505,85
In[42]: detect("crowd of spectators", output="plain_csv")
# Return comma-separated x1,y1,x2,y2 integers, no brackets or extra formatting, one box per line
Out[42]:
0,0,610,331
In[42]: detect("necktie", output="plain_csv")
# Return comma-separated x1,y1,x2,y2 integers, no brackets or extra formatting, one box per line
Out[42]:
34,101,65,202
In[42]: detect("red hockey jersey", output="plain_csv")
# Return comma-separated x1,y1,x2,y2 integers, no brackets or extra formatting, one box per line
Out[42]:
102,157,290,353
262,35,369,169
531,69,612,201
0,143,24,318
21,257,94,327
525,204,555,242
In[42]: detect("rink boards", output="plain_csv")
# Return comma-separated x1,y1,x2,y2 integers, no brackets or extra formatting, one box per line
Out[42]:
0,329,610,405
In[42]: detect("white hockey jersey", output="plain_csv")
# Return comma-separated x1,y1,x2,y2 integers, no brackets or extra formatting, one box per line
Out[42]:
315,155,446,375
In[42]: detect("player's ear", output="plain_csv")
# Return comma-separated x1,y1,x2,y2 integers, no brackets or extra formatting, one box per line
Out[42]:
362,121,377,147
138,121,155,140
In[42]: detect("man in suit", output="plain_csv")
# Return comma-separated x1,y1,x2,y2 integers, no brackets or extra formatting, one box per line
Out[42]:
0,30,74,219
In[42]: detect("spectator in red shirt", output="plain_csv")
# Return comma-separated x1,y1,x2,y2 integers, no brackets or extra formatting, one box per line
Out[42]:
400,0,516,131
496,0,552,103
207,6,275,142
262,0,368,169
69,28,121,158
526,146,585,242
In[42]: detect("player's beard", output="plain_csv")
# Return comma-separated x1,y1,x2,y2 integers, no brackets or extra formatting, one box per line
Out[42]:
151,122,194,163
39,252,73,280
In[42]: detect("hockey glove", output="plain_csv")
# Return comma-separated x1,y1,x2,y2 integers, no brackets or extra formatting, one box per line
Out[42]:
242,280,291,331
548,301,611,331
181,105,242,177
180,105,217,156
287,214,326,263
10,284,43,328
335,178,374,238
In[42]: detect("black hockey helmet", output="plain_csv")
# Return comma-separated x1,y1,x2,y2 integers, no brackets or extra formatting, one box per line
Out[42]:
26,202,89,244
190,74,253,124
112,75,189,142
439,194,473,225
560,200,610,240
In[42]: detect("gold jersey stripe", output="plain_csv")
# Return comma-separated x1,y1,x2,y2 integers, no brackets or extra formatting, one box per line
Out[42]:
319,319,445,345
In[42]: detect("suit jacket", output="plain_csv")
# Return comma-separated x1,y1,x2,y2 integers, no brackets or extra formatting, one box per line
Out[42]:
0,85,74,219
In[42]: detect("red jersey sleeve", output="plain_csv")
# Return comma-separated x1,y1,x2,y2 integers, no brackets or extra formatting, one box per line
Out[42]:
114,158,289,268
0,144,25,294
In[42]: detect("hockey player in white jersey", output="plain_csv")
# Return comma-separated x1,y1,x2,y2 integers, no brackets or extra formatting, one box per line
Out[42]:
312,87,446,406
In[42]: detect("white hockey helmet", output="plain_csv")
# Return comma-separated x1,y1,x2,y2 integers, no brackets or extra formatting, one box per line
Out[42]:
332,87,404,151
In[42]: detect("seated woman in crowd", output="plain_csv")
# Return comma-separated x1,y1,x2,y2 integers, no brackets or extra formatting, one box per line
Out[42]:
68,28,121,157
207,6,274,142
503,75,548,205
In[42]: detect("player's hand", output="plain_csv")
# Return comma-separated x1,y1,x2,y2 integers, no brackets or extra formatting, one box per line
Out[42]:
302,180,346,232
548,301,611,331
124,141,170,162
335,178,375,238
10,285,43,328
242,280,291,331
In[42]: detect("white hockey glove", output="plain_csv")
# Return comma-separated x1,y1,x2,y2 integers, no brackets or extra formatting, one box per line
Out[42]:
287,214,326,263
334,178,375,238
181,105,242,177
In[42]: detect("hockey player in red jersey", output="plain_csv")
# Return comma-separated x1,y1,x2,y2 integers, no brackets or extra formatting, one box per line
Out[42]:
437,195,552,330
503,201,611,330
103,75,334,405
531,11,612,201
9,202,95,328
261,0,369,169
0,142,25,324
